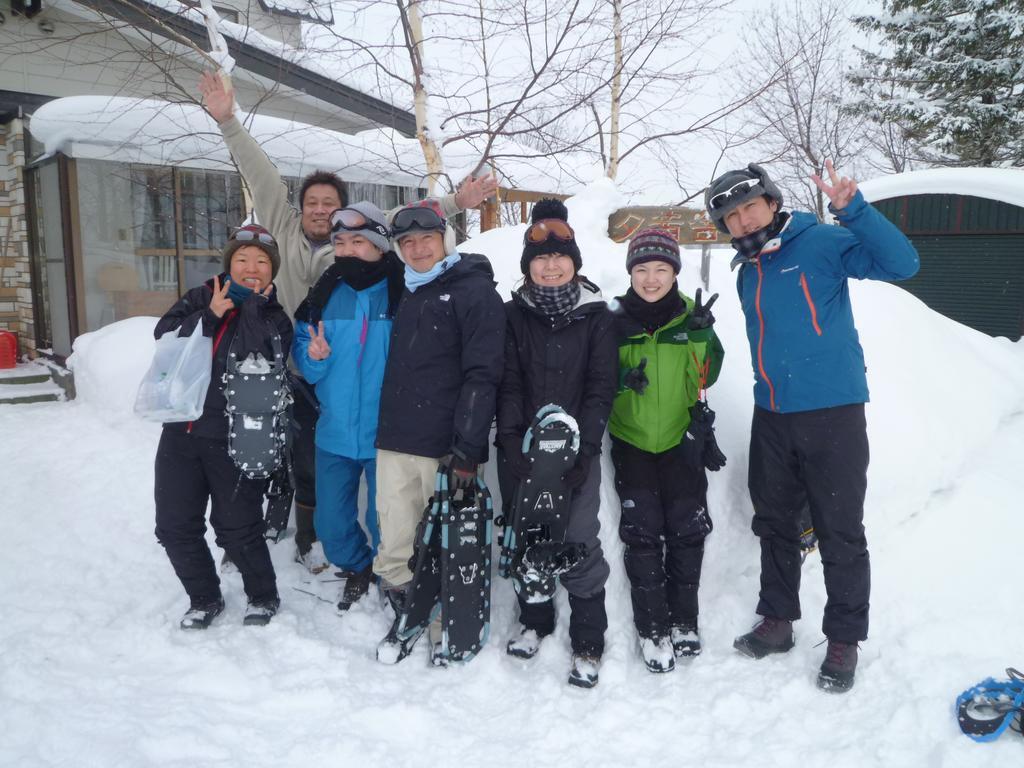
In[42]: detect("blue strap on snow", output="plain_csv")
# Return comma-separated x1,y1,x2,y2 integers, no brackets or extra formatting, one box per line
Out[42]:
956,668,1024,742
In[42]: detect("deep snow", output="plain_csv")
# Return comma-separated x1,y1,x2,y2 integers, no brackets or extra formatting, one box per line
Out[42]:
2,180,1023,767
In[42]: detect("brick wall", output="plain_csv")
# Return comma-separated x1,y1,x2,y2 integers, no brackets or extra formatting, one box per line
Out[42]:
0,118,35,358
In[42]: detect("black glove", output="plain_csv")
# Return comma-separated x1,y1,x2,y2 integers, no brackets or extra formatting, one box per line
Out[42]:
622,357,649,394
683,400,727,472
686,288,719,331
444,454,478,490
562,455,590,489
500,436,531,480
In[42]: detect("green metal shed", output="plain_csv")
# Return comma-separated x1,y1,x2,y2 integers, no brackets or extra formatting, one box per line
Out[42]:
861,169,1024,341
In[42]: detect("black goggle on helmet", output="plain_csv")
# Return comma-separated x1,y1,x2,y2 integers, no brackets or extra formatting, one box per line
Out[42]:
705,163,784,233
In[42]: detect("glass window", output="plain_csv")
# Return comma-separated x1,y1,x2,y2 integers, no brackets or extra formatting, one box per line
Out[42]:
75,160,177,330
180,168,244,288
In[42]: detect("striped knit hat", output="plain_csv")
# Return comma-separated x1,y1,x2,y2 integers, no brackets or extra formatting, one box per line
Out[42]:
626,227,680,273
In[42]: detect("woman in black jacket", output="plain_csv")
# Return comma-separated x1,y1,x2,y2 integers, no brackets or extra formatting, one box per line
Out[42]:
496,199,618,688
153,225,293,630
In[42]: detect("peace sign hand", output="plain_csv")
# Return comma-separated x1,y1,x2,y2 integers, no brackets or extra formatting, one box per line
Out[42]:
811,159,858,211
687,287,719,331
209,275,235,318
307,321,331,361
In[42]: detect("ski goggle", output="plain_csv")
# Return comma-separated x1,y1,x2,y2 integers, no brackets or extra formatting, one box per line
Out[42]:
392,202,447,238
329,208,389,240
230,226,277,248
525,218,575,244
708,178,764,210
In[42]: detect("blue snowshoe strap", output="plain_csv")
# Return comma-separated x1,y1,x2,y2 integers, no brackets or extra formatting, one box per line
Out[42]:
956,667,1024,742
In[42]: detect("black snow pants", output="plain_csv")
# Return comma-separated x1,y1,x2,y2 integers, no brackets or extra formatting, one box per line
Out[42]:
289,374,319,555
748,404,870,643
155,429,278,604
610,436,712,639
497,451,609,656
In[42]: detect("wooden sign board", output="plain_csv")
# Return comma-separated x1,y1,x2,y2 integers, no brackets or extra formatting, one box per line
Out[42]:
608,206,718,245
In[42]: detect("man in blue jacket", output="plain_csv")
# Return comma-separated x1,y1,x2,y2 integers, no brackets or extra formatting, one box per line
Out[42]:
705,160,919,693
293,202,404,611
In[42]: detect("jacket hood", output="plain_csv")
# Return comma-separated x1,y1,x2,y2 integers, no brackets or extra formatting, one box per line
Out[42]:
438,252,496,284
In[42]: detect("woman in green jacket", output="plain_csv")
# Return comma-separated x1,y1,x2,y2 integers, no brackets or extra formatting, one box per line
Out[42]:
609,227,725,673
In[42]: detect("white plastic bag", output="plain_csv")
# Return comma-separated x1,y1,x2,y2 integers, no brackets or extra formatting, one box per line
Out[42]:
133,323,213,422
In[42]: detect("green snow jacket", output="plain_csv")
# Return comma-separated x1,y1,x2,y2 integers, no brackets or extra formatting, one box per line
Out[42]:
609,293,724,454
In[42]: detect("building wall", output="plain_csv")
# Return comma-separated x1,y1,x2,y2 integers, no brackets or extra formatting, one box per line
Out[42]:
0,118,35,357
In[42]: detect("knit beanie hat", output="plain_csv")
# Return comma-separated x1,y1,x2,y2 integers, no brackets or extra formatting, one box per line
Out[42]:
331,202,391,253
521,198,582,274
222,224,280,277
626,227,681,273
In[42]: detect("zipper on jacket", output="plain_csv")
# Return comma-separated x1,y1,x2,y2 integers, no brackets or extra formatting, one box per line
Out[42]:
754,259,778,411
799,273,823,336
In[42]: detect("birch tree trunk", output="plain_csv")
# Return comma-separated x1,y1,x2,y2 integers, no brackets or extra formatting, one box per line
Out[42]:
398,0,445,194
606,0,622,179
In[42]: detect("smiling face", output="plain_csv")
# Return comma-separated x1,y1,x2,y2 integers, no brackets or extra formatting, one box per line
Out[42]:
334,232,384,263
398,231,446,273
528,253,575,287
723,196,778,238
229,245,273,292
301,183,343,242
630,260,676,303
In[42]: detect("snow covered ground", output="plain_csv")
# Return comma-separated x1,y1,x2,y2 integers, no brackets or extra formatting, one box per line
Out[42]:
3,182,1023,766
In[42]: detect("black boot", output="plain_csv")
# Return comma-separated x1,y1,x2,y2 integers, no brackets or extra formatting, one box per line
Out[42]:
180,596,225,630
337,565,375,613
243,596,280,626
568,589,607,657
817,640,858,693
376,586,423,665
734,616,795,659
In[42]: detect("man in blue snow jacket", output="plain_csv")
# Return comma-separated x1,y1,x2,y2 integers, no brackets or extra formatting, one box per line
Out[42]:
292,203,404,611
705,160,919,693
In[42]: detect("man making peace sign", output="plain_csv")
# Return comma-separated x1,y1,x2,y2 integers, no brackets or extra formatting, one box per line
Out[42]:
705,160,920,693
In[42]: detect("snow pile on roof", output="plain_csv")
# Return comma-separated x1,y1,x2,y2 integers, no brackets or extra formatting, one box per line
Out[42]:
860,167,1024,208
29,96,587,195
259,0,333,24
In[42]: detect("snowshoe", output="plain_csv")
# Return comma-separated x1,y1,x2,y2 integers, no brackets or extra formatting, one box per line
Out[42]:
670,623,702,658
956,668,1024,742
378,587,424,665
816,640,858,693
179,597,225,630
242,596,280,626
512,541,587,604
568,653,601,689
336,565,374,614
640,635,675,673
430,641,450,668
224,344,291,480
263,463,293,543
733,617,795,659
506,625,544,660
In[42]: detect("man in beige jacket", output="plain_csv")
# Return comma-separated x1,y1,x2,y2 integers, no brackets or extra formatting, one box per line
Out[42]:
199,72,497,573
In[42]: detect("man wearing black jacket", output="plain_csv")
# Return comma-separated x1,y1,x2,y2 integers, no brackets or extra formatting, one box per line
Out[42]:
373,200,506,664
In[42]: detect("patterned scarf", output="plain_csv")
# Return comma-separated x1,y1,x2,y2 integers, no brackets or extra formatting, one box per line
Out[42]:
527,280,581,317
730,212,791,267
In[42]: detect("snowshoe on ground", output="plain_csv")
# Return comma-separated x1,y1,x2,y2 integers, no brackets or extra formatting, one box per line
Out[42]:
640,636,675,673
568,653,601,689
733,617,795,659
220,551,238,575
816,640,858,693
336,565,374,614
956,668,1024,742
506,625,544,660
243,596,280,626
378,588,425,665
179,597,225,630
294,540,330,575
671,622,702,658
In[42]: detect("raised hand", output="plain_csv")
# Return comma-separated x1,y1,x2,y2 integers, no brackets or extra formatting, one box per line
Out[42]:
687,287,719,331
811,159,858,211
199,70,235,125
454,173,499,209
307,321,331,361
209,275,235,318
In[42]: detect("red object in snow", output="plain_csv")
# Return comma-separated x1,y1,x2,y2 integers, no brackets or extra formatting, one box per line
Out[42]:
0,330,16,369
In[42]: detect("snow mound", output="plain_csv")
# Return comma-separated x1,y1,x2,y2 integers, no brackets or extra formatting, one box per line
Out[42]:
67,316,157,415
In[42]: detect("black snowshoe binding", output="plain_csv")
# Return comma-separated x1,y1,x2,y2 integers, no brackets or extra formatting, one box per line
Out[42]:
397,467,494,664
223,331,291,481
263,461,294,542
956,667,1024,742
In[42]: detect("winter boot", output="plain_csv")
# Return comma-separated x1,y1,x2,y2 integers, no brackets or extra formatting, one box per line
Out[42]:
179,596,225,630
376,586,424,665
243,596,280,626
336,565,374,614
294,539,330,575
568,653,601,689
817,640,858,693
733,616,795,659
506,624,545,660
639,635,675,673
670,620,702,658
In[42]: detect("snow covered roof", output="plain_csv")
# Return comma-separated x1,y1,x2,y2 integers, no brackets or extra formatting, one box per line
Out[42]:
860,168,1024,210
258,0,333,24
28,95,584,196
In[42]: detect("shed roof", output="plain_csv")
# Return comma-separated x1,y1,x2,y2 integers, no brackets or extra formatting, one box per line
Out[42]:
860,168,1024,210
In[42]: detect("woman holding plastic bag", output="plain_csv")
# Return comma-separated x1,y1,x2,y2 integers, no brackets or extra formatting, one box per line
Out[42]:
152,225,293,630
